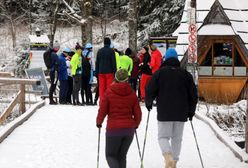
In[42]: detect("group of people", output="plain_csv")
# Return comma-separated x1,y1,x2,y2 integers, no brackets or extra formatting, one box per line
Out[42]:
47,41,96,105
46,37,198,168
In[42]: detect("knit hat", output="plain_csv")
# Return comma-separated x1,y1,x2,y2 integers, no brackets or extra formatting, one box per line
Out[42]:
165,48,178,60
115,69,129,82
104,37,111,46
53,41,60,51
125,48,132,56
75,42,83,50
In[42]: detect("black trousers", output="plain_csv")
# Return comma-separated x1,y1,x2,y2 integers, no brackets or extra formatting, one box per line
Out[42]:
129,78,137,92
105,135,134,168
81,75,93,104
72,75,81,103
49,71,58,102
94,78,99,103
66,76,73,103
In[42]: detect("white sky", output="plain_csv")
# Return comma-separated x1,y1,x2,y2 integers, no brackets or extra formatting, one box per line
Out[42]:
0,104,247,168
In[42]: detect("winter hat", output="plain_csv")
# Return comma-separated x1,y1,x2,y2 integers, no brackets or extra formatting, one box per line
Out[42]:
63,47,71,53
85,43,93,49
115,69,129,83
53,41,60,51
104,37,111,46
75,42,83,50
125,48,132,56
165,48,178,60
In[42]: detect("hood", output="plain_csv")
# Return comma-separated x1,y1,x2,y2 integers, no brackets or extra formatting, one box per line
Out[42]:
110,82,133,96
161,57,180,68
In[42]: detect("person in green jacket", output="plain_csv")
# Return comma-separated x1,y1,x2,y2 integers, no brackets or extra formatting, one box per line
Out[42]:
119,48,133,76
110,43,121,70
70,43,83,105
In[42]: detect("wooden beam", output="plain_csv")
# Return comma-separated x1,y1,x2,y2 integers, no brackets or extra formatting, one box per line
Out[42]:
0,89,42,94
0,78,40,85
0,72,14,77
0,91,21,125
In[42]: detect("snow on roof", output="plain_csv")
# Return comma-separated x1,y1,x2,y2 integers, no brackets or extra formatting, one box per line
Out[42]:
219,0,248,10
173,0,248,56
198,24,235,35
29,35,50,44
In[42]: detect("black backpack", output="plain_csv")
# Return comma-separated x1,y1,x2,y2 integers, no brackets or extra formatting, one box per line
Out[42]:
82,50,91,77
43,49,53,69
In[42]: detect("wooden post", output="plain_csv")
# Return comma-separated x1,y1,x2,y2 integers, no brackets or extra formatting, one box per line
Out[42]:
19,84,26,113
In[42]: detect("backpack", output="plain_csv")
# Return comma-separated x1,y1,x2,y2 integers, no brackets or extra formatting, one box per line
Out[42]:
43,49,53,69
82,50,91,77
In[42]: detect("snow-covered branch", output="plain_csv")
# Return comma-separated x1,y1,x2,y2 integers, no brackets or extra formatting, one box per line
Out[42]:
62,10,85,24
62,0,82,20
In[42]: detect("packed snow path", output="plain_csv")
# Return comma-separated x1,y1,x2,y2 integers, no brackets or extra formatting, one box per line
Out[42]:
0,105,247,168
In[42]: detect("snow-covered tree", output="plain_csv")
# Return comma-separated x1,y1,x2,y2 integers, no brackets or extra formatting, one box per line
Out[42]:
0,0,29,48
138,0,185,45
62,0,93,44
128,0,138,53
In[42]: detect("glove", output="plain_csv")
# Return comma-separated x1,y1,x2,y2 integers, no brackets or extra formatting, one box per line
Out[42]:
96,124,102,128
146,104,152,111
188,113,194,121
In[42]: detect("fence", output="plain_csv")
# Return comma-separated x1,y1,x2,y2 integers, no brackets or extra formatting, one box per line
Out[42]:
0,76,40,125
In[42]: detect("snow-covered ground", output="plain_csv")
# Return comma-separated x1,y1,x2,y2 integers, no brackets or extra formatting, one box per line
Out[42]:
0,103,247,168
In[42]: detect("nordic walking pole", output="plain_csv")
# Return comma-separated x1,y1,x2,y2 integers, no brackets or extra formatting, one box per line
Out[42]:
135,130,143,167
97,127,101,168
141,109,151,168
190,121,205,168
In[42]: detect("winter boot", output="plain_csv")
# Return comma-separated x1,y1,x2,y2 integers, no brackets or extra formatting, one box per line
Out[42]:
164,152,173,168
171,160,177,168
49,99,57,105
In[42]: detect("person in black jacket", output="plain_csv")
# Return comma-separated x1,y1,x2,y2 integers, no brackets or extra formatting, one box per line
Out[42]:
48,42,60,105
95,37,116,105
139,46,152,102
145,48,198,168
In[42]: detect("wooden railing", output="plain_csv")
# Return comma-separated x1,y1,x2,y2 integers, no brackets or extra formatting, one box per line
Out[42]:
0,77,40,125
0,72,14,78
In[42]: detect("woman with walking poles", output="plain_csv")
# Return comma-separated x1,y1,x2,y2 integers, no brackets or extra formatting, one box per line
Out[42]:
96,68,142,168
145,48,198,168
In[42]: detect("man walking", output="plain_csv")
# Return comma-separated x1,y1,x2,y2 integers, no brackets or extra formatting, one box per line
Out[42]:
145,48,198,168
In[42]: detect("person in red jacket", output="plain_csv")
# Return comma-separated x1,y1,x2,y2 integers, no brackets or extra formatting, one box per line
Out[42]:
96,68,142,168
149,44,162,74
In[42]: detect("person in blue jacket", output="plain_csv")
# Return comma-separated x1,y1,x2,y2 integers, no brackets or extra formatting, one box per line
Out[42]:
58,47,71,104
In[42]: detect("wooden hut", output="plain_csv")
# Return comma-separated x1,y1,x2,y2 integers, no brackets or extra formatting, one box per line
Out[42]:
173,0,248,104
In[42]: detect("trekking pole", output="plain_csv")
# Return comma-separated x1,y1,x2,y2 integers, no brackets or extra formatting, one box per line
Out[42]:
190,121,205,168
97,128,101,168
141,109,151,168
134,130,143,167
